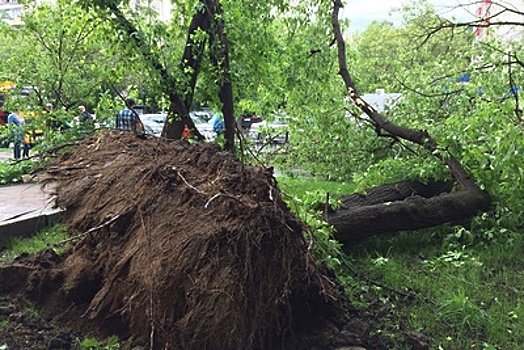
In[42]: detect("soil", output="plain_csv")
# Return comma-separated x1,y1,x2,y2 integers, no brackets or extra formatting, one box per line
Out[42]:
0,131,429,350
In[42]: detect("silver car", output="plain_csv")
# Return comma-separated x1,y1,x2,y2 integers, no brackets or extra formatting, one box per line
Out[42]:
140,113,215,141
249,116,289,144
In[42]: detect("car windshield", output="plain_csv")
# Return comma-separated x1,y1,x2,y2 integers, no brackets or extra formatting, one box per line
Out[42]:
190,113,208,125
140,114,166,136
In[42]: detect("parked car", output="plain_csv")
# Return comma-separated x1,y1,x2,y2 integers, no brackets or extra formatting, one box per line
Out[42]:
140,113,166,137
190,112,215,141
248,114,289,145
139,113,215,141
190,108,214,122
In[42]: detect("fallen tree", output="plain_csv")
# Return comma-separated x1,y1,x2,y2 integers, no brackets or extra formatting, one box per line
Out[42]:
328,179,489,241
327,0,491,242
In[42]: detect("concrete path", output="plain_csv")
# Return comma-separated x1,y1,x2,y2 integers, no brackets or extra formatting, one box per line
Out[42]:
0,150,12,162
0,150,61,244
0,183,60,244
0,183,56,222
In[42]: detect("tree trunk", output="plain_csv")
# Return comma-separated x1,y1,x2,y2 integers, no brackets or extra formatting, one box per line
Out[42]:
327,180,490,242
205,0,235,151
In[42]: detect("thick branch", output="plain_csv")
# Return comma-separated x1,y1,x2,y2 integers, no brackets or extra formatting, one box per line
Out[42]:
328,0,491,239
204,0,235,151
329,189,491,242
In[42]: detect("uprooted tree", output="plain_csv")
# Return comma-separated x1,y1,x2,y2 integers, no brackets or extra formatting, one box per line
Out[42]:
1,134,360,349
90,0,493,243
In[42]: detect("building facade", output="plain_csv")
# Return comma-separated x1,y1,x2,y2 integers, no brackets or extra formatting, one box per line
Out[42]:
0,0,23,25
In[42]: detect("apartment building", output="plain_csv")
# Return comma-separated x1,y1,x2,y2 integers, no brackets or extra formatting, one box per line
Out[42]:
0,0,23,26
492,1,524,44
474,0,524,44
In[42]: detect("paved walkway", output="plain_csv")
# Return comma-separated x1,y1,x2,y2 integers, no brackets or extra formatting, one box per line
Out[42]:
0,183,56,222
0,151,12,162
0,150,61,243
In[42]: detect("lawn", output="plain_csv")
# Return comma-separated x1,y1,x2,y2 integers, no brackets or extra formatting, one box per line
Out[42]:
280,176,524,350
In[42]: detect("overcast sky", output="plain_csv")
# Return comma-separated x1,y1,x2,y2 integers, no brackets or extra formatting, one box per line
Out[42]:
342,0,478,34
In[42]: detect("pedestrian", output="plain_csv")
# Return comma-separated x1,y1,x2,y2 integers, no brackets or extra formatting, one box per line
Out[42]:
211,112,225,136
115,98,144,133
22,132,31,158
77,105,95,131
7,108,24,160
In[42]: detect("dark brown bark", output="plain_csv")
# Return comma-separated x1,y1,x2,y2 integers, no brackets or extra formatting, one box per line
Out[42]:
328,180,490,242
329,0,491,240
338,180,453,208
204,0,235,151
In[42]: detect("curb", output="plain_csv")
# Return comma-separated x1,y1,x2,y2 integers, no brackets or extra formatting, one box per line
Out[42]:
0,209,63,246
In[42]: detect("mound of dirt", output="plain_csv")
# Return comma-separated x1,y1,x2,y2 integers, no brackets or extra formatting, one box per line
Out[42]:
0,131,364,349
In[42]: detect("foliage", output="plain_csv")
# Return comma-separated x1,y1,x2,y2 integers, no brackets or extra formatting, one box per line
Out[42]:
0,0,141,122
0,158,38,185
80,336,120,350
278,177,353,270
273,0,524,237
344,223,524,349
0,0,523,347
279,175,524,349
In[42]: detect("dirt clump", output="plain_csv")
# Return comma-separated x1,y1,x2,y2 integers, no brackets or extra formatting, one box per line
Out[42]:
0,131,363,349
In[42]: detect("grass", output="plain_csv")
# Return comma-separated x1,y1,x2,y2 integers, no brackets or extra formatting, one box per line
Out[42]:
280,176,524,350
0,224,70,264
277,176,356,199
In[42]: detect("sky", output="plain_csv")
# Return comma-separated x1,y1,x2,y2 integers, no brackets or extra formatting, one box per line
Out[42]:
343,0,478,34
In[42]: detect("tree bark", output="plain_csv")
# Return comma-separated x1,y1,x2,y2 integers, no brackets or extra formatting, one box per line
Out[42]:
205,0,235,151
327,180,490,242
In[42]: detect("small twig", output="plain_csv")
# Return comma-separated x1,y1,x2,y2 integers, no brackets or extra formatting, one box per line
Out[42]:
324,192,330,222
52,213,123,246
175,169,207,194
204,191,247,208
305,226,315,254
204,193,221,208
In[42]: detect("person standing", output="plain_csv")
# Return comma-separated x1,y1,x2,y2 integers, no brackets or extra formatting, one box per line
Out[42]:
115,98,143,133
22,132,31,158
7,108,24,160
78,105,95,132
211,112,225,136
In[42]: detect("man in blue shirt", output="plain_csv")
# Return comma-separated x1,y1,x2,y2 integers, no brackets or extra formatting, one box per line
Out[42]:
211,112,225,135
7,108,24,160
115,98,143,132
